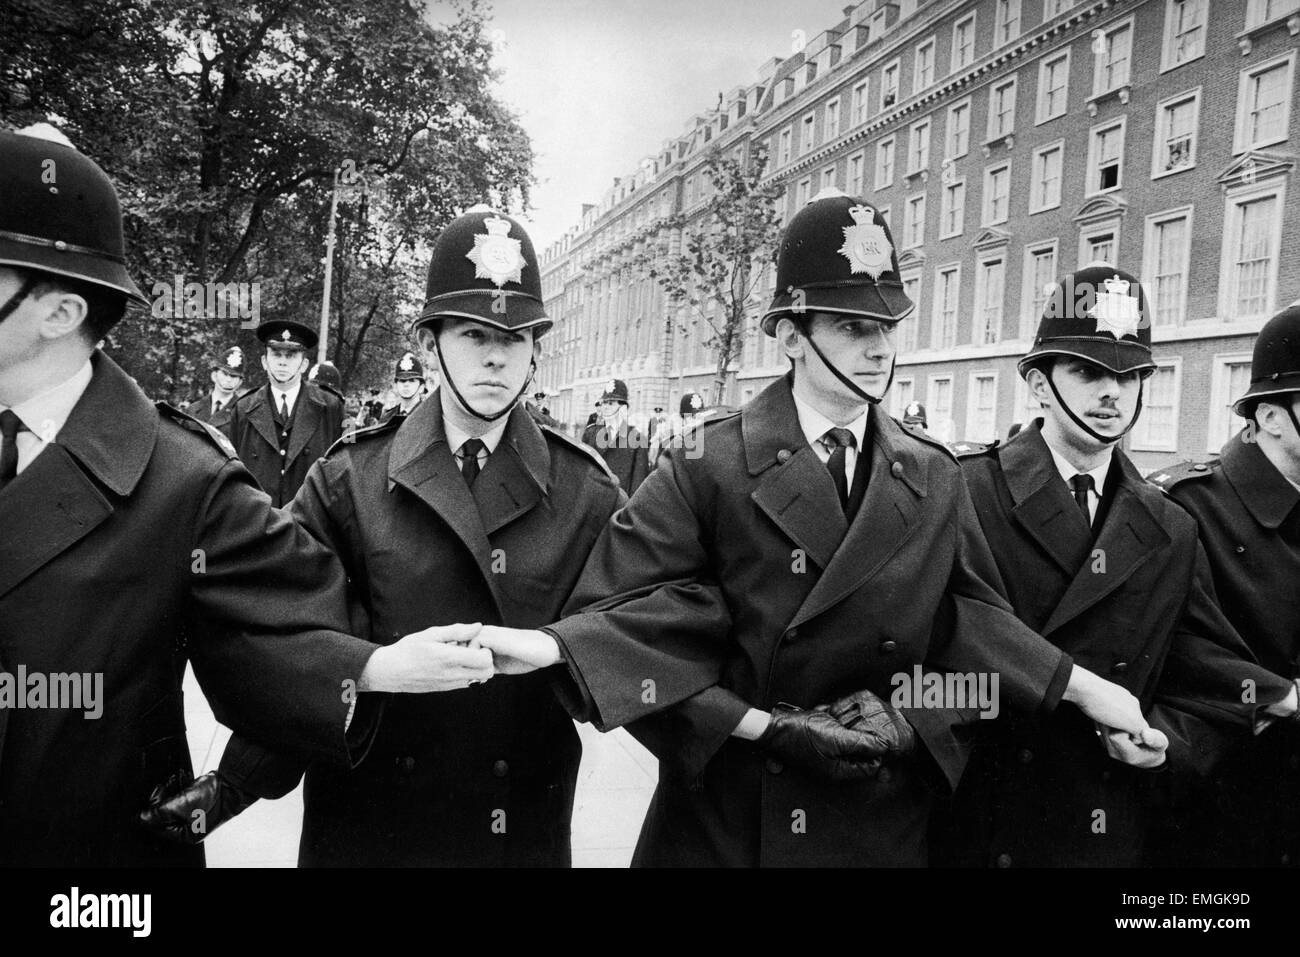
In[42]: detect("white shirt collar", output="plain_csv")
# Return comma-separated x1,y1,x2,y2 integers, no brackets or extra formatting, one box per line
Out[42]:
445,414,509,458
1,359,93,444
269,379,301,412
1044,438,1112,497
791,390,868,453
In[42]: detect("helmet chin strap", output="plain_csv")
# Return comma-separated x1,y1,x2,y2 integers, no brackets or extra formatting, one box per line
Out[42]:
433,332,535,423
801,329,895,406
1043,365,1145,445
0,276,39,326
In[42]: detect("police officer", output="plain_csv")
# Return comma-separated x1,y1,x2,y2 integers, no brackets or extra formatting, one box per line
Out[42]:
474,192,1156,866
933,264,1296,867
308,360,345,402
653,390,705,468
142,206,716,866
1149,304,1300,867
582,377,649,495
0,124,487,866
183,346,245,430
225,319,344,506
379,351,424,422
901,400,927,430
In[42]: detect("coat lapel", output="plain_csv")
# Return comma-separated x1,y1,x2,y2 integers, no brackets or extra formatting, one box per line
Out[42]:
745,378,847,573
285,386,324,465
0,352,155,599
1001,424,1094,576
1039,451,1170,637
470,405,549,537
245,387,280,452
788,408,925,630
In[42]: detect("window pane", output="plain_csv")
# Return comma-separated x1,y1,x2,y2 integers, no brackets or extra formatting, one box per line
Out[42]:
1151,216,1188,326
1234,197,1277,317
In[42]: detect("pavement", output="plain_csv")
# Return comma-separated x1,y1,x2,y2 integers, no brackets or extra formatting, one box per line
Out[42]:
182,667,657,867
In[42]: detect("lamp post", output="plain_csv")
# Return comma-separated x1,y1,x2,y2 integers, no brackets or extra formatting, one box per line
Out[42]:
318,165,344,365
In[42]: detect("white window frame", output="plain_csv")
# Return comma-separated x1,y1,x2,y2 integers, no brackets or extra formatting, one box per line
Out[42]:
1161,0,1207,72
930,263,962,350
987,75,1018,142
974,255,1006,345
1142,206,1194,328
1036,50,1071,124
928,374,956,444
778,126,793,166
940,178,966,239
851,80,870,126
1086,117,1126,197
965,371,1000,443
824,97,842,143
1091,16,1135,97
899,267,922,354
1218,179,1287,321
914,36,936,92
904,192,927,249
1151,87,1201,179
952,12,977,72
1129,358,1182,453
995,0,1022,46
1046,0,1078,17
1207,353,1254,452
1014,375,1044,430
882,58,901,109
799,111,816,155
796,177,812,207
875,136,896,189
946,98,972,160
908,116,932,174
1021,239,1060,338
892,376,917,419
1077,219,1121,268
983,162,1011,226
821,165,838,191
847,150,866,195
1246,0,1300,30
1030,140,1065,213
1233,50,1296,155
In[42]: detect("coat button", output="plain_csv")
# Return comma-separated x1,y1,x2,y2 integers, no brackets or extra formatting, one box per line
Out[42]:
492,759,509,778
776,449,792,463
1236,545,1246,554
878,767,892,783
1191,463,1208,472
1017,748,1033,764
280,448,286,455
891,462,904,478
400,756,416,772
996,853,1012,868
786,628,799,642
1101,769,1112,782
765,758,784,774
1112,661,1128,675
880,640,898,653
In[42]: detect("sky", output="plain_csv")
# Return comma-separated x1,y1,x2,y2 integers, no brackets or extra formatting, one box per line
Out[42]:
480,0,853,250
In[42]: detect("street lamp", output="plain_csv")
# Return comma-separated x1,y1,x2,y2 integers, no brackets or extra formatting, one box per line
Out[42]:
318,165,344,365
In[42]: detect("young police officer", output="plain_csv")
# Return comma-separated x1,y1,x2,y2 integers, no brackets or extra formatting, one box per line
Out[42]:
379,351,424,422
476,192,1157,866
934,265,1296,867
582,377,649,495
183,345,245,430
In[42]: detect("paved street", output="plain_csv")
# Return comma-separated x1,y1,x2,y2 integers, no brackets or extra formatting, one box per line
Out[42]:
182,667,657,867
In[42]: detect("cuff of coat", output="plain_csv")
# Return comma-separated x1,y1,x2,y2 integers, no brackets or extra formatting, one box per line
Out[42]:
1040,652,1074,714
543,626,603,728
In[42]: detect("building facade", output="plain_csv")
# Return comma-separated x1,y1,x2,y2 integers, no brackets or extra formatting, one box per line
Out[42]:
537,0,1300,470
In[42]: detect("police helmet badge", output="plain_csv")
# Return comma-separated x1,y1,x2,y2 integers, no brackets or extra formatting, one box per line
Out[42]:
1090,274,1141,339
689,393,703,411
226,347,242,370
399,353,415,372
466,215,526,287
837,204,892,281
905,401,921,416
280,329,292,342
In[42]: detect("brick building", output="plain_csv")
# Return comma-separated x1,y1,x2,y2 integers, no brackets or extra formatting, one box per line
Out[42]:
536,0,1299,470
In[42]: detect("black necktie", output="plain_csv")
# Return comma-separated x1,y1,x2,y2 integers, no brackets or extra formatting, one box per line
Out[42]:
279,396,290,420
459,438,485,487
1069,473,1095,525
822,427,855,511
0,409,30,490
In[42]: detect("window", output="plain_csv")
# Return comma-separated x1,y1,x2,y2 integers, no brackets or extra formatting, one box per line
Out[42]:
988,76,1017,141
1080,227,1116,265
1130,360,1181,452
967,373,999,443
1030,142,1064,212
1022,241,1059,337
953,14,977,71
778,126,793,165
799,112,815,155
983,163,1010,225
915,37,936,90
1162,0,1206,70
1087,119,1125,195
1207,356,1253,451
995,0,1022,45
1247,0,1300,29
929,375,955,443
1046,0,1077,16
941,180,966,238
1092,20,1133,96
1221,187,1284,319
904,193,926,249
796,177,811,207
851,80,869,126
1152,90,1200,178
892,377,916,419
909,117,931,174
847,151,865,195
1143,208,1192,327
1037,51,1071,123
946,100,971,159
821,165,837,190
882,59,900,108
932,265,961,349
900,269,922,353
825,98,841,142
975,258,1005,344
1235,52,1296,153
875,136,896,188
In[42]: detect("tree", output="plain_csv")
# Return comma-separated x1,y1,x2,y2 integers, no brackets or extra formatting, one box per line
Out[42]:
640,142,784,406
0,0,533,398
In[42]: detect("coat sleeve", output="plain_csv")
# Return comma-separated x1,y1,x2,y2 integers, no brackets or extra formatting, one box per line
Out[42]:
185,458,379,770
545,450,734,731
626,428,650,497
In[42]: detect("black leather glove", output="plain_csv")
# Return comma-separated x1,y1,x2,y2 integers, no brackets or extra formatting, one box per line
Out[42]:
820,687,917,758
137,770,256,845
759,703,889,781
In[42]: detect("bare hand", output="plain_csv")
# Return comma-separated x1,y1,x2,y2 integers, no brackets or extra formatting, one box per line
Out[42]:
1064,665,1149,737
358,622,493,693
1098,723,1168,769
475,625,562,673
